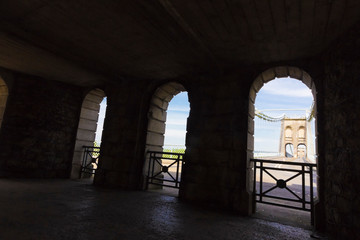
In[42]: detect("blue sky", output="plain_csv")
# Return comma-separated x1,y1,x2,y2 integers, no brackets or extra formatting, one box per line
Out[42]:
94,93,191,146
95,97,107,143
95,78,314,151
163,92,190,146
255,77,313,110
254,77,313,152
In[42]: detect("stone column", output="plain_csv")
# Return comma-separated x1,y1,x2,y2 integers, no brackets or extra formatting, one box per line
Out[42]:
94,80,148,189
180,74,252,214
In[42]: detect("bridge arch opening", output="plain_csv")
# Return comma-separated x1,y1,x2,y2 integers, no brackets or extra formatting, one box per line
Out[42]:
297,144,307,160
248,66,318,228
71,88,107,179
0,77,8,129
285,143,294,158
144,82,189,196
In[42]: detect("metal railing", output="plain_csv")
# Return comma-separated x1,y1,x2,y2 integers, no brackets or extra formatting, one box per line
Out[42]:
80,146,100,177
146,151,185,189
250,158,317,225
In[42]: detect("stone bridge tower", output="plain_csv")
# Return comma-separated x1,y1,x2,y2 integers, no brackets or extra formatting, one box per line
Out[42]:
279,118,307,159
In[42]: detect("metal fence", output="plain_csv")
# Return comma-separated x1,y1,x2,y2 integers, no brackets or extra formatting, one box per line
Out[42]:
80,146,100,177
146,151,185,189
250,158,317,225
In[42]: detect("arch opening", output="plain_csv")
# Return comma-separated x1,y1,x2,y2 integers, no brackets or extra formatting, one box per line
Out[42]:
285,143,294,158
297,144,307,160
71,88,107,179
144,82,189,196
248,67,318,228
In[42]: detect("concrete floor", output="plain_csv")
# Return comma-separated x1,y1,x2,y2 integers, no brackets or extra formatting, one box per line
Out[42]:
0,179,315,240
151,187,313,230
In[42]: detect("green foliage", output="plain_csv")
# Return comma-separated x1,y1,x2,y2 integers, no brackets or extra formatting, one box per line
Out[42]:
162,148,185,159
92,142,101,158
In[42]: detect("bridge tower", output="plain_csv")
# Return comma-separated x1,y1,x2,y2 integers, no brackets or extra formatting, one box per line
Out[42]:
279,118,307,159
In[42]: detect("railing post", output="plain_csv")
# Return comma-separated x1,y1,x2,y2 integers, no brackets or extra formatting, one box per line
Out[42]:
80,147,88,178
260,161,263,202
302,165,305,210
252,159,257,213
175,154,180,188
146,151,151,190
310,165,314,225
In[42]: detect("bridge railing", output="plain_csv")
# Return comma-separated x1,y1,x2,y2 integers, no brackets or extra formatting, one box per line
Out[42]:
250,158,317,225
80,146,100,177
146,151,185,189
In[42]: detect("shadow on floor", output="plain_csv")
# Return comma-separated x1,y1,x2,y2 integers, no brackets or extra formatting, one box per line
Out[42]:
253,203,312,230
0,179,316,240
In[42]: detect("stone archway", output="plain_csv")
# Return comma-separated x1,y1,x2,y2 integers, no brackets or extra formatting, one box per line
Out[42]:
247,66,319,221
144,81,188,189
0,77,9,128
145,82,187,153
71,88,106,179
248,66,317,162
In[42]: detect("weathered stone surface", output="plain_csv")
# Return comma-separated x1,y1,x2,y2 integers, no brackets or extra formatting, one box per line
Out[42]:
275,66,289,78
252,76,264,93
78,118,97,132
302,71,312,89
248,100,255,118
149,106,167,122
247,116,254,135
319,26,360,238
147,119,166,134
288,67,303,80
2,21,360,238
75,129,96,142
151,96,169,110
80,108,99,121
249,88,256,103
0,74,82,177
81,100,101,111
145,132,164,147
261,68,276,83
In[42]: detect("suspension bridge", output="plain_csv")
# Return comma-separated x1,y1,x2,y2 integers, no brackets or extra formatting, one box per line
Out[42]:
254,106,316,163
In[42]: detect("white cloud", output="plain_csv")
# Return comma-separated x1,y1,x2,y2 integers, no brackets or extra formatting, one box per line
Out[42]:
254,138,279,151
168,106,190,112
164,129,187,137
164,129,186,145
166,119,187,125
254,138,278,144
166,112,189,126
261,78,312,98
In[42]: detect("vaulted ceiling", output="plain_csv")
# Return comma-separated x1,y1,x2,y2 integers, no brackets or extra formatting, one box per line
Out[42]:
0,0,359,86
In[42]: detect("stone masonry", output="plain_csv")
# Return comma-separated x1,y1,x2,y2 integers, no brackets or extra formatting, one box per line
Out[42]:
0,72,83,178
0,6,360,239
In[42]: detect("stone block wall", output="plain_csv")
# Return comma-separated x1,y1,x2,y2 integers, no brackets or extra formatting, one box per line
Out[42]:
179,74,253,214
0,77,8,127
0,73,82,178
94,80,149,188
321,25,360,239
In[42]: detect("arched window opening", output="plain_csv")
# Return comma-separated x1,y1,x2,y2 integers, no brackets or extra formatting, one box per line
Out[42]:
71,88,107,179
249,67,318,228
285,127,292,139
0,77,9,129
297,144,307,160
298,127,305,139
285,143,294,158
144,82,189,196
